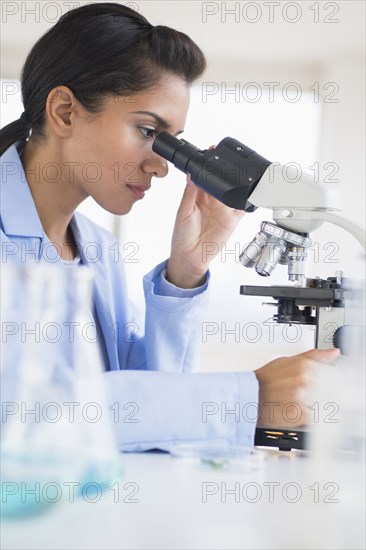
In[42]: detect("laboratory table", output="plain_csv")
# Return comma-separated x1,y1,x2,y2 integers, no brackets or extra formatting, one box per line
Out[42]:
1,447,365,550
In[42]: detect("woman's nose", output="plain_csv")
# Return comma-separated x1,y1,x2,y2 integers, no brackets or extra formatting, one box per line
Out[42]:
143,154,169,178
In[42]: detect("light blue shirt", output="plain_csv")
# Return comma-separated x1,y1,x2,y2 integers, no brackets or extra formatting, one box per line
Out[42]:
1,141,259,452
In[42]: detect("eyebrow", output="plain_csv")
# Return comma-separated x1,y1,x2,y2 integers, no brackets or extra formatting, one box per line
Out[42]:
129,110,184,136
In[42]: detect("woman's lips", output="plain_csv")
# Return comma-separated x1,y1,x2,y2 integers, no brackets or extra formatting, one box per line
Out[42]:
127,185,150,200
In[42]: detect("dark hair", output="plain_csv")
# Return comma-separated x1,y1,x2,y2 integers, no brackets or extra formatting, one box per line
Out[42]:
0,2,206,155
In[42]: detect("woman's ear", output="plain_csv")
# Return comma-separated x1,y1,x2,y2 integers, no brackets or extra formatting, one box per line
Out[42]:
45,86,77,137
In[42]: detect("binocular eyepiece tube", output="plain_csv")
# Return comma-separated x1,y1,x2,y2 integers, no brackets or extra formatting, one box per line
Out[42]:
152,132,310,281
152,131,272,212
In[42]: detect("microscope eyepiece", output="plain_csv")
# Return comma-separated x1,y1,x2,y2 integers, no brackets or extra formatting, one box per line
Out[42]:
152,131,271,212
152,132,312,281
151,132,187,163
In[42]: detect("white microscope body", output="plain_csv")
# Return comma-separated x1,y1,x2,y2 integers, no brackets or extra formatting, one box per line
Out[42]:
239,163,365,353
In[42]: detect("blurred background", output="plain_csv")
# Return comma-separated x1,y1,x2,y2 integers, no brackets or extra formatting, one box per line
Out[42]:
1,0,365,371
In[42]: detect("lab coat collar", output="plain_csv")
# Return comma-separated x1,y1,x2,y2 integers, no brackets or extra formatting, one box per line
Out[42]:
1,141,44,238
1,142,117,371
1,142,86,258
69,211,118,371
0,142,107,268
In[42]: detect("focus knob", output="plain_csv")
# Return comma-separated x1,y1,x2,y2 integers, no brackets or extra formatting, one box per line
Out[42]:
332,325,361,356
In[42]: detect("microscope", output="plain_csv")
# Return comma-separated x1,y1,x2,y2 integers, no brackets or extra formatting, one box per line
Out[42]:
153,132,365,450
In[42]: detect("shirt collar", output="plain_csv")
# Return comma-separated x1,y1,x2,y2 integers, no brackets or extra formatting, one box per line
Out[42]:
1,141,44,238
1,142,91,265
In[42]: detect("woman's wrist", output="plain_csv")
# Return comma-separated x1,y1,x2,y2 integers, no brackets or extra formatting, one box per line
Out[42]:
166,258,207,289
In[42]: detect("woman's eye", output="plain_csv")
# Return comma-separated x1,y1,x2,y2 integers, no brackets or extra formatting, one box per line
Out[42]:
139,127,157,139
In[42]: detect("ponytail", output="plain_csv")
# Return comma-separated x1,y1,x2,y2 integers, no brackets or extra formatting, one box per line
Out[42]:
0,112,31,155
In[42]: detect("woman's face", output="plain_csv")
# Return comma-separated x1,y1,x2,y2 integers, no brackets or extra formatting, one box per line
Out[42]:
64,74,190,215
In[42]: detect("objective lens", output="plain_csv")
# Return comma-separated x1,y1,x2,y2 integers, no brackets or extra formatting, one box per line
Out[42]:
239,232,268,268
287,247,307,282
255,239,287,277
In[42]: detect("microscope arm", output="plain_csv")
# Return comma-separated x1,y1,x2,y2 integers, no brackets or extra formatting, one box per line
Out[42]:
247,163,366,251
306,211,365,250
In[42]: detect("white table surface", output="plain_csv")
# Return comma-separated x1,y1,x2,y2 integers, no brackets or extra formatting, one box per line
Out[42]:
2,447,365,550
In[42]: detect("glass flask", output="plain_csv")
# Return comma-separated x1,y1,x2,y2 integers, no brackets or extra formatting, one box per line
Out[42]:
0,263,121,518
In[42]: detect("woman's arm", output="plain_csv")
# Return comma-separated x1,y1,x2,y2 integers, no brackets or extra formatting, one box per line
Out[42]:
167,174,245,289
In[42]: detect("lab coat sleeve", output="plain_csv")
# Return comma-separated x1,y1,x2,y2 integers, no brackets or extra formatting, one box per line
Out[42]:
140,260,210,373
103,369,259,452
72,214,210,375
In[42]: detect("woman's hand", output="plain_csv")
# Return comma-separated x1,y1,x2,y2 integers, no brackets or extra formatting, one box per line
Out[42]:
166,147,245,288
254,348,340,428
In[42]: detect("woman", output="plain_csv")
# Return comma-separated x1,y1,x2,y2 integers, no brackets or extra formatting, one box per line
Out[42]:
0,3,339,451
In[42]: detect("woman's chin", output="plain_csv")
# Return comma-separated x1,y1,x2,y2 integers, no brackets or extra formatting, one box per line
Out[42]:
95,200,134,216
